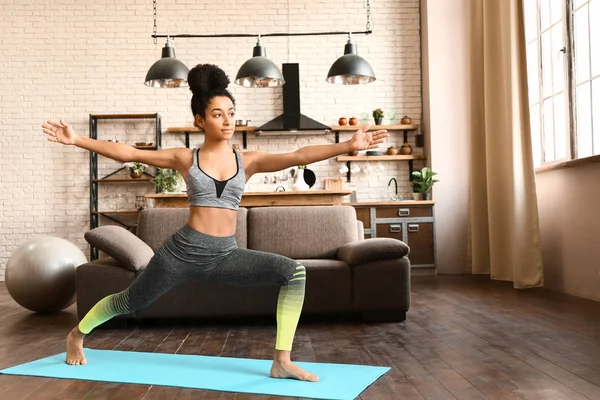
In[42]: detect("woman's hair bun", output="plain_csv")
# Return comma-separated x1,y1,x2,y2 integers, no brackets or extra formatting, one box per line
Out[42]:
188,64,230,95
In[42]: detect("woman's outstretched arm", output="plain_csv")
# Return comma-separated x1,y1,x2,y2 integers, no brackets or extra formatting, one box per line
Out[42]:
246,126,389,175
42,119,188,170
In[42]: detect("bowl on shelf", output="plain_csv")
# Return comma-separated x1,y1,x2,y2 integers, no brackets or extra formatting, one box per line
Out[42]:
366,150,385,156
135,142,153,146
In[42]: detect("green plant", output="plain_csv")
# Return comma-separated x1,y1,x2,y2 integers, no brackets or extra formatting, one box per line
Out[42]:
411,167,439,194
372,108,384,119
152,168,182,193
123,162,148,173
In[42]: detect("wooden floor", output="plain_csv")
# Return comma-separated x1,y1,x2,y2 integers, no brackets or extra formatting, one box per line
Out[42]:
1,275,600,400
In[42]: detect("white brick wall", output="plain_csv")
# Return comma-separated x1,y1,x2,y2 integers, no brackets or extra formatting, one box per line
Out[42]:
0,0,421,279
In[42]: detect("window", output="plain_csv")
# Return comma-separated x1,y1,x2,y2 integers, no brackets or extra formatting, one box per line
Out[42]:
524,0,600,167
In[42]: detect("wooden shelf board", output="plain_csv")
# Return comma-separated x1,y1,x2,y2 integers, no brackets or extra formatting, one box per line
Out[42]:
166,125,416,133
94,210,141,215
330,124,419,131
91,113,159,120
336,155,427,161
94,178,153,183
167,126,257,133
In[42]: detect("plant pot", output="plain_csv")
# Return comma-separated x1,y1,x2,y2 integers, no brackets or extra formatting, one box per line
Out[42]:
423,193,432,200
374,117,383,125
130,170,143,179
412,193,423,201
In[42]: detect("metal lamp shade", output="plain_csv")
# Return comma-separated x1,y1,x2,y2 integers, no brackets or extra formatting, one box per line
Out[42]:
326,41,376,85
235,43,284,88
144,41,189,88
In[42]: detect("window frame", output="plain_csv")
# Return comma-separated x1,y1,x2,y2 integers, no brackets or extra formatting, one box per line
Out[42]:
528,0,600,171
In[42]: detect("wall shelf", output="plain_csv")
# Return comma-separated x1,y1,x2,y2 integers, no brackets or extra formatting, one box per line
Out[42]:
93,210,141,215
93,178,153,183
330,124,419,131
89,113,161,260
331,125,425,183
166,126,256,149
337,155,427,162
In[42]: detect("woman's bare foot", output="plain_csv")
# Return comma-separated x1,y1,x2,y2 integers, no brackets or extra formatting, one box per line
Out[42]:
66,326,87,365
270,350,319,382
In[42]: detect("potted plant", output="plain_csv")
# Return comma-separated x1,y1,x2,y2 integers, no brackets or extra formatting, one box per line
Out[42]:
411,167,439,200
372,108,384,125
152,168,184,193
123,162,148,179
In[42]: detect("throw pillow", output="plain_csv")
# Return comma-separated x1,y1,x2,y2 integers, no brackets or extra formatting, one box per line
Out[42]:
84,225,154,271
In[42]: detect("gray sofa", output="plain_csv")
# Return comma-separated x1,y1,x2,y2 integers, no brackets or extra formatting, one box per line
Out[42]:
77,206,411,323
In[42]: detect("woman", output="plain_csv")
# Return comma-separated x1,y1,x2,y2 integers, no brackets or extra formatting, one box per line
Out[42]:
42,64,388,382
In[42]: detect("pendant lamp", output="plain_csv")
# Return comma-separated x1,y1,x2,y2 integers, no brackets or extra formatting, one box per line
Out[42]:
144,38,190,88
235,37,285,88
326,36,376,85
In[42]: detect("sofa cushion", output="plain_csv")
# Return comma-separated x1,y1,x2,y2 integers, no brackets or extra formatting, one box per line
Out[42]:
84,226,154,271
247,206,358,259
137,207,248,251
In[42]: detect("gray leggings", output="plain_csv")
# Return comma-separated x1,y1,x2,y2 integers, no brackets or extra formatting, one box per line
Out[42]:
127,224,300,311
79,224,307,351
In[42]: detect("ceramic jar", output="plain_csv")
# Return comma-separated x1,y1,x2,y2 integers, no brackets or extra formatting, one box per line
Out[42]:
338,117,348,126
386,146,399,155
349,116,358,126
400,142,413,155
400,115,412,125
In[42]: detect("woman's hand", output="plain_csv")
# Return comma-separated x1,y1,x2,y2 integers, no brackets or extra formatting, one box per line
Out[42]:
42,120,78,145
348,126,389,151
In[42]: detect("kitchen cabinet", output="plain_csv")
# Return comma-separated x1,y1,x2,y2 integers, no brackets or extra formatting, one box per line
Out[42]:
352,202,436,272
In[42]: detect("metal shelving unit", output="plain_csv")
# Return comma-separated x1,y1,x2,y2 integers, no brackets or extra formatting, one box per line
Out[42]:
89,113,162,259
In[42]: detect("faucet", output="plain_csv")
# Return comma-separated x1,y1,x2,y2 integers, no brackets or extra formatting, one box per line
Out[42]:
387,178,400,201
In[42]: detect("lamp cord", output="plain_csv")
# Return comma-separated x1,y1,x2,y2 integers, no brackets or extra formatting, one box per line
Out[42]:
366,0,371,31
153,0,157,45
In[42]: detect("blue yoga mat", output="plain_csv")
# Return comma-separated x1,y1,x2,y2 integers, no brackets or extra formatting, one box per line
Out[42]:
0,349,390,400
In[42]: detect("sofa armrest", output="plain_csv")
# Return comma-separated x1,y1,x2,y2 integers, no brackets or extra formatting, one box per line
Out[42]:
337,238,409,266
84,225,154,271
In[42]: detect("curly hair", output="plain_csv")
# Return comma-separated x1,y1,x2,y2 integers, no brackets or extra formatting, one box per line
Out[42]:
188,64,236,119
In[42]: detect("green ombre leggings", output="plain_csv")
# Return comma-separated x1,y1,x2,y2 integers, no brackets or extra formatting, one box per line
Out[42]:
79,224,306,351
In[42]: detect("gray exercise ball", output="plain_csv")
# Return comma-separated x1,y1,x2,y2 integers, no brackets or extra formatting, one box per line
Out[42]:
6,236,88,313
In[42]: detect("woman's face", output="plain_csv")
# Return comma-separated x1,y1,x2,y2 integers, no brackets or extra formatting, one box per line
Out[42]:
195,96,235,140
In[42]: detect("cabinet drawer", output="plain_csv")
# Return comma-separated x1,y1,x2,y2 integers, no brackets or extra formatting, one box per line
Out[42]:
376,222,435,266
375,223,403,241
375,206,433,219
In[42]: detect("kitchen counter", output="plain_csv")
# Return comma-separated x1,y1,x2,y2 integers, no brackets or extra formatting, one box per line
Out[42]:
346,200,436,206
145,190,353,208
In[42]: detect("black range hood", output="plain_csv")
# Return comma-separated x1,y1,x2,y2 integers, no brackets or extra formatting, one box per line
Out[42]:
256,63,331,133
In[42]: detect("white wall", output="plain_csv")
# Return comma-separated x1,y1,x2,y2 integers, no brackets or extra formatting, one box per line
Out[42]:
0,0,422,278
536,164,600,302
421,0,471,274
